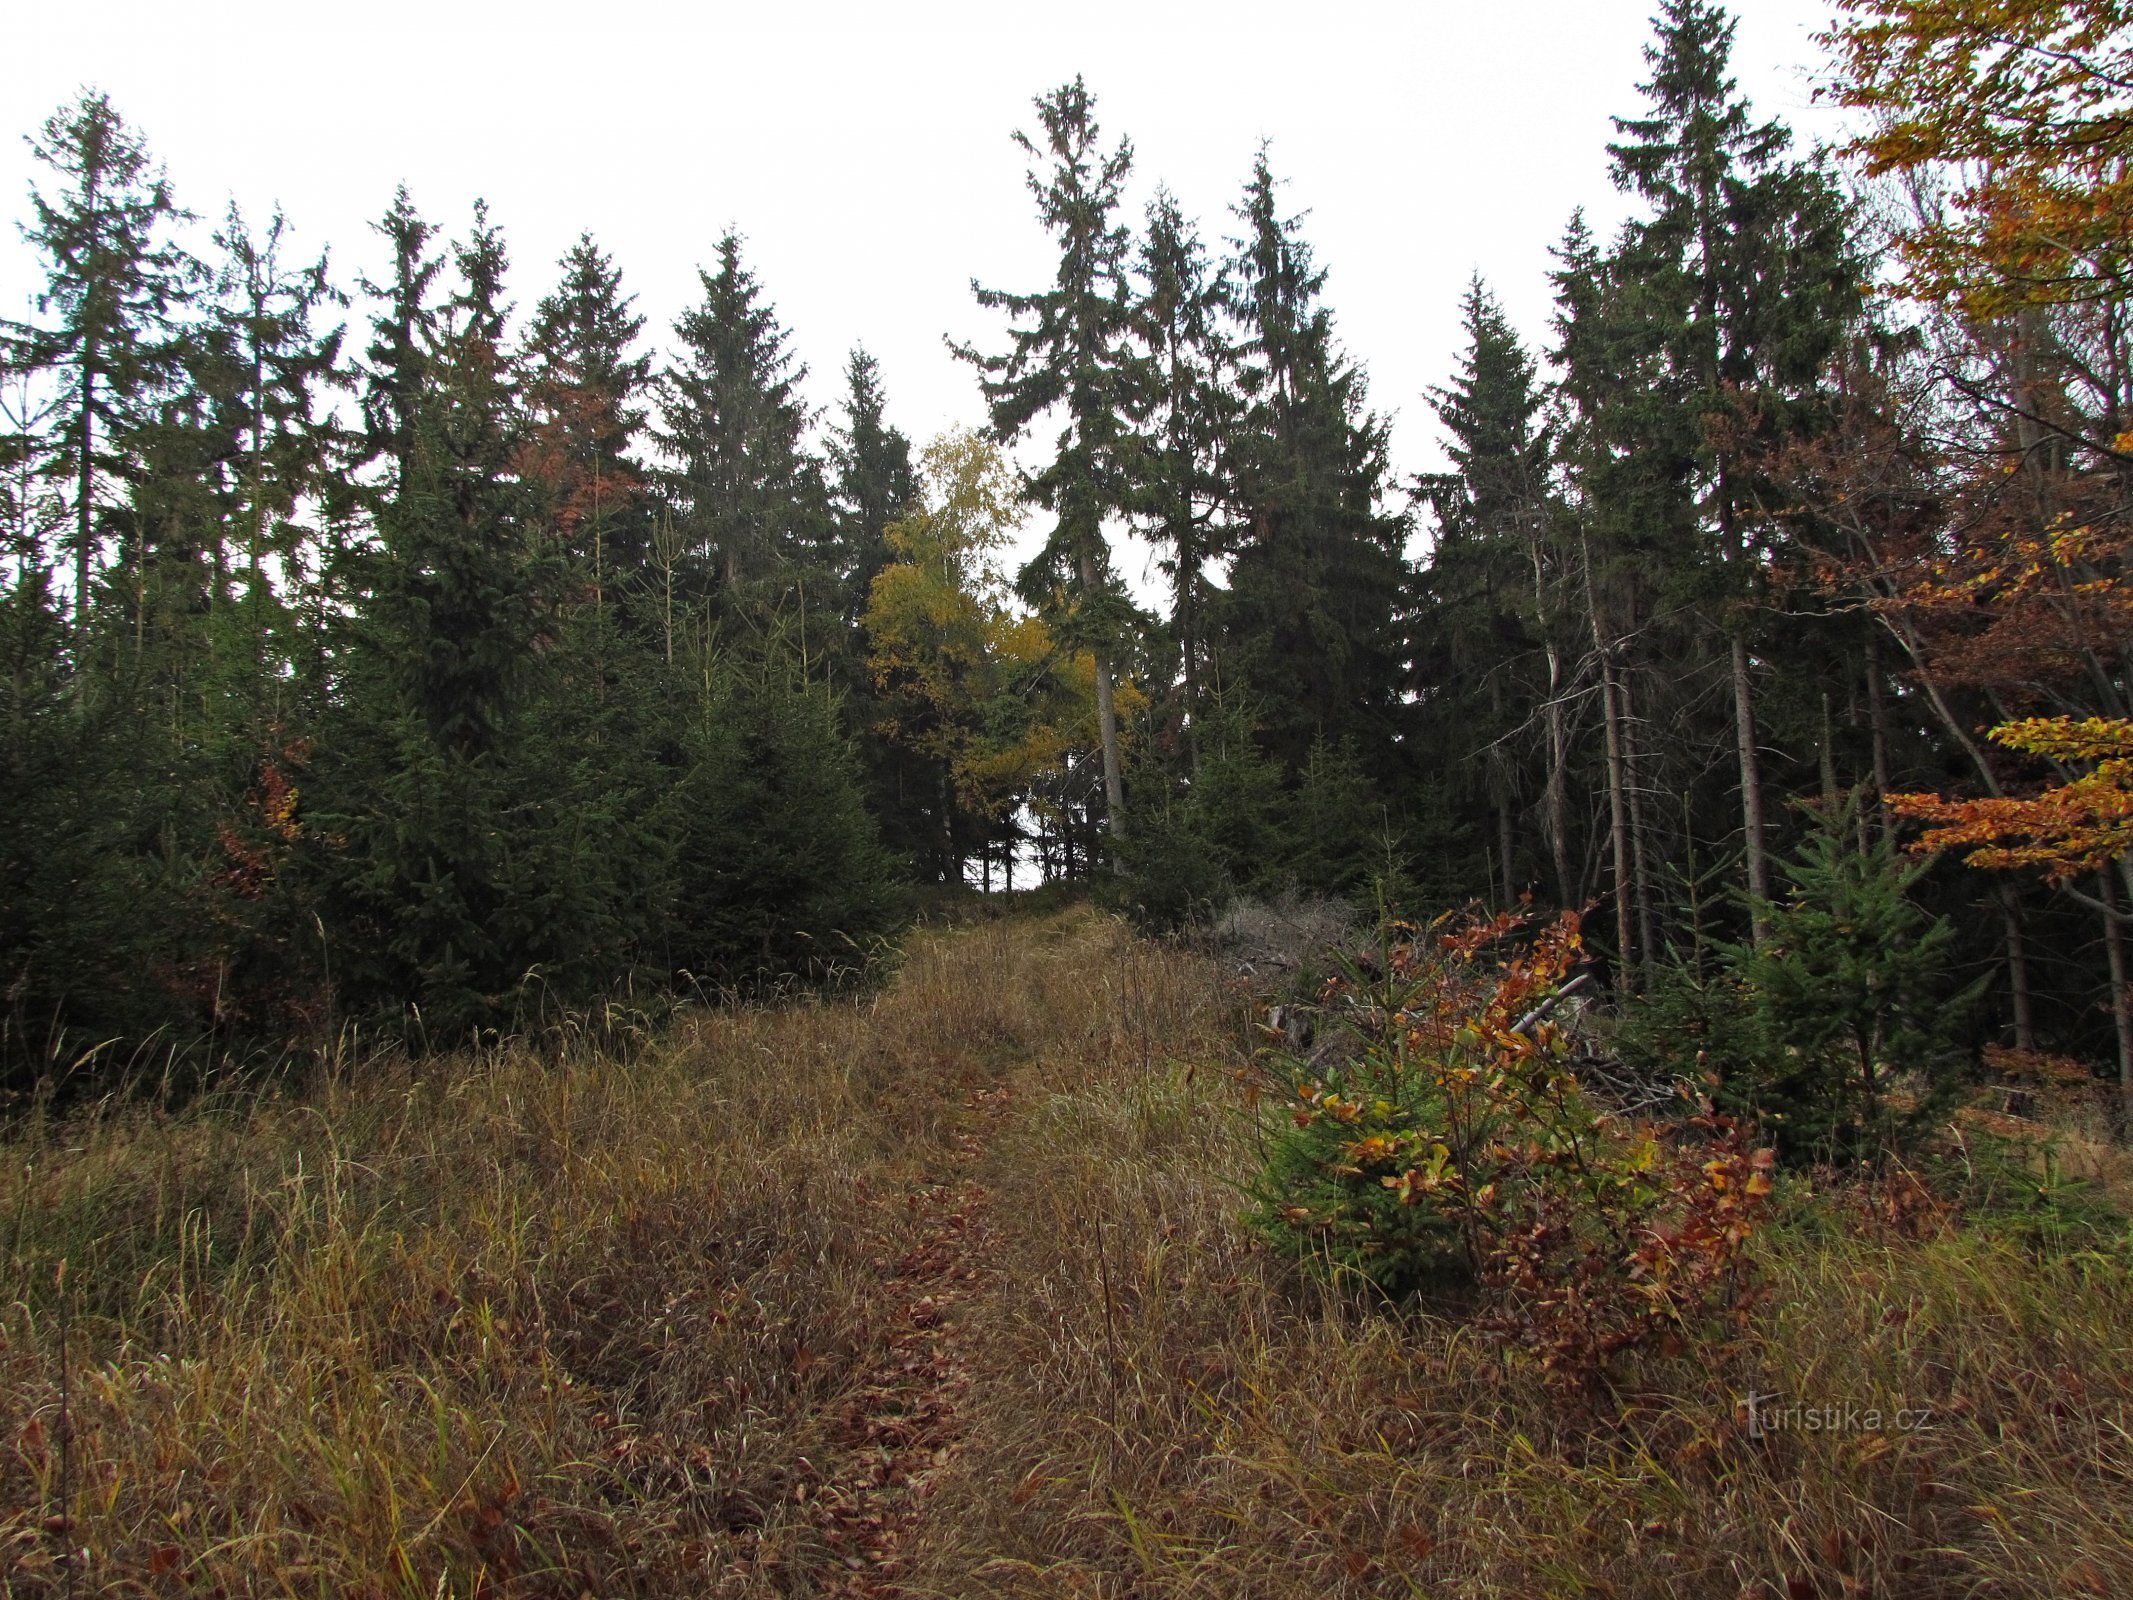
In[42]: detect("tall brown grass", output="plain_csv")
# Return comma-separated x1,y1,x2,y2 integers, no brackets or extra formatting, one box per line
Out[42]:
902,929,2133,1600
5,907,2129,1598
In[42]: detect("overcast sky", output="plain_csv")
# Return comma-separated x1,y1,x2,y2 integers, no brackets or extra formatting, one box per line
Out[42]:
4,0,1850,583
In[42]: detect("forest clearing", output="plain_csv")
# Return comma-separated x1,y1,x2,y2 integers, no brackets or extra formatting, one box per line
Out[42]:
8,0,2133,1590
5,906,2130,1598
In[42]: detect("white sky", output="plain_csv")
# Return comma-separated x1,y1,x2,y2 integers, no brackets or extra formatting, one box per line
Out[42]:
4,0,1849,588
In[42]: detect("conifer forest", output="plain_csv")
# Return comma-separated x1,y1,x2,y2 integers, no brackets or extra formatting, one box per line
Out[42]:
9,0,2129,1103
7,3,2133,1595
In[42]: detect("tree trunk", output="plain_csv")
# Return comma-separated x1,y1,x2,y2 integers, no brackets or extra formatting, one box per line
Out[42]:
1544,644,1572,905
1497,788,1516,907
1600,653,1636,985
2103,873,2133,1133
1999,880,2036,1051
1080,547,1127,852
75,358,95,625
1489,672,1515,903
1865,631,1893,829
1733,635,1770,942
1619,670,1658,970
1819,691,1840,807
1092,652,1125,843
1585,531,1636,985
940,764,956,887
1178,497,1201,777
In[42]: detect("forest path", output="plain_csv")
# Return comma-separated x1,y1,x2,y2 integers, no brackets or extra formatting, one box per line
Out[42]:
806,1076,1014,1596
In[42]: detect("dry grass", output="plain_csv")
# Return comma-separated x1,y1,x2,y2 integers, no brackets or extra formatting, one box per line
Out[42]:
5,908,2130,1598
905,935,2133,1600
0,911,1170,1597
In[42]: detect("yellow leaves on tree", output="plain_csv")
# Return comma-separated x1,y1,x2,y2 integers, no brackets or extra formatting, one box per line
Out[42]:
862,429,1126,832
1827,0,2133,315
1827,4,2133,888
1892,715,2133,878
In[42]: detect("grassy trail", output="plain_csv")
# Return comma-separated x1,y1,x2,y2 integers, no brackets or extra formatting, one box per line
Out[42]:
807,1081,1008,1592
5,909,2133,1598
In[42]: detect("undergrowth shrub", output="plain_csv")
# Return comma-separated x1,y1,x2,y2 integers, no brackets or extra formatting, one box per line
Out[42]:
1248,907,1775,1387
1618,808,1979,1165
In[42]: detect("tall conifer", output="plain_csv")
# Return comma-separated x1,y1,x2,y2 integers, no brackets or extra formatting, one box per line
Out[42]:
828,346,918,627
357,185,441,501
8,91,196,624
1218,152,1406,781
522,233,651,593
1417,277,1561,900
1131,188,1232,767
1602,0,1862,932
656,233,820,606
958,77,1144,845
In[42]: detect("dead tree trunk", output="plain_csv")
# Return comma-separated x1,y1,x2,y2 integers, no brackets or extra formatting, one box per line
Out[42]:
1544,646,1572,904
1733,636,1770,943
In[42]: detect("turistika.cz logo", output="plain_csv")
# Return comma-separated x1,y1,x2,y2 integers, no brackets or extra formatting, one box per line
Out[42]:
1741,1390,1935,1439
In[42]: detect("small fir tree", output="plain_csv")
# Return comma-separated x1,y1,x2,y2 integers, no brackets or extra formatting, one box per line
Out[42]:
1727,806,1976,1161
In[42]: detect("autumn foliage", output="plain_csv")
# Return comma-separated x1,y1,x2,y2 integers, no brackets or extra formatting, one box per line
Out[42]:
1893,714,2133,879
1823,0,2133,920
864,430,1138,863
1249,909,1775,1387
1828,0,2133,315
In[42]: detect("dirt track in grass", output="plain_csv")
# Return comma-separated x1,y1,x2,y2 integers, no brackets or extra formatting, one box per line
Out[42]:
807,1083,1009,1596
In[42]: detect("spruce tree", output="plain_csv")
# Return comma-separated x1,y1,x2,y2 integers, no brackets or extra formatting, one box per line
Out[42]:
1131,188,1233,769
522,233,651,594
665,649,895,985
1415,276,1560,903
1218,151,1407,782
1551,209,1673,974
957,76,1144,847
827,347,926,859
381,202,532,758
827,346,918,627
321,203,541,1034
208,202,347,703
656,233,822,608
357,185,441,501
1602,0,1862,934
8,91,196,625
1728,809,1975,1161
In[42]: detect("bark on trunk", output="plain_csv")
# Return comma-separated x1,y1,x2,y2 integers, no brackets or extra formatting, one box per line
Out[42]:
1820,691,1840,808
940,764,956,887
1999,880,2036,1052
1600,653,1636,985
1620,670,1657,970
2103,873,2133,1134
1733,635,1770,943
1490,673,1515,904
1866,631,1893,830
1544,645,1572,905
76,362,95,625
1080,547,1127,854
1497,788,1516,908
1585,530,1636,986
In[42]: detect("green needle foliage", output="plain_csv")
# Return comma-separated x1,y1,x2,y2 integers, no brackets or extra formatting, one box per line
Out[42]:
3,3,2129,1112
1728,807,1980,1162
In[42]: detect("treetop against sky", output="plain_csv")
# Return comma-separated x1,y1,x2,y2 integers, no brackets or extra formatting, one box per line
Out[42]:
1,0,1847,585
